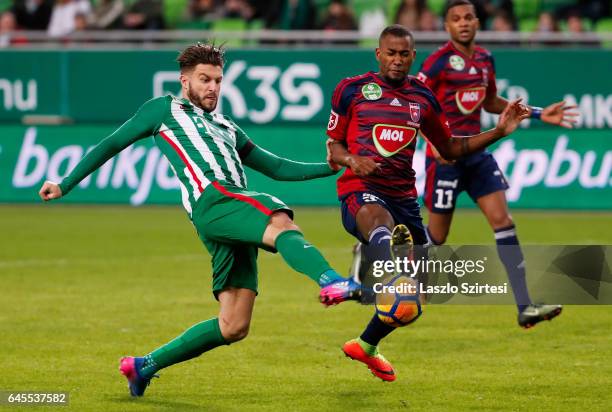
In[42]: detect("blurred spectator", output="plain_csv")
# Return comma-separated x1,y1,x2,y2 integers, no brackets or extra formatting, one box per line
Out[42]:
319,0,356,32
418,8,440,31
74,11,87,30
483,0,514,25
0,10,28,47
122,0,164,30
536,11,559,32
394,0,426,30
357,5,385,38
490,9,514,32
89,0,124,29
188,0,223,21
557,0,610,24
464,0,489,29
566,12,584,33
47,0,91,37
223,0,255,20
264,0,316,30
12,0,53,30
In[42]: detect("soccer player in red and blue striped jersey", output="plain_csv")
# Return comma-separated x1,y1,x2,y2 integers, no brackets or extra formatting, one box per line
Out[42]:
321,24,531,381
417,0,577,328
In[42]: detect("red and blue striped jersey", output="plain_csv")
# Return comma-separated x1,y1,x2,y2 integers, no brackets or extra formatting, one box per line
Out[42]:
417,41,497,157
327,71,452,199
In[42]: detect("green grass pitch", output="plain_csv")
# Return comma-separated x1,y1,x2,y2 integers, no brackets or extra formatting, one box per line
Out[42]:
1,205,611,411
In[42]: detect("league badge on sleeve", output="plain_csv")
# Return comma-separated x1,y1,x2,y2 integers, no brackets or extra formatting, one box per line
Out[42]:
328,110,339,130
362,83,383,100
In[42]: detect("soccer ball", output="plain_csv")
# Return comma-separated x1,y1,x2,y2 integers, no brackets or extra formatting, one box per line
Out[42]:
375,275,423,327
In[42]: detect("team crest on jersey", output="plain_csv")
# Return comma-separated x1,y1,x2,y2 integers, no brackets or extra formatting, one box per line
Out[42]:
456,87,486,114
362,83,382,100
449,55,465,71
328,110,339,130
409,102,421,122
372,124,417,157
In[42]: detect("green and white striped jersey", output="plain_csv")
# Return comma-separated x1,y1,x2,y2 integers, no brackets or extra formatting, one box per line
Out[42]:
61,95,253,215
59,95,334,215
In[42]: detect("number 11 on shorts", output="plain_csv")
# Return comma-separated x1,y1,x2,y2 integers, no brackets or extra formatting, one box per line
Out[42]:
434,189,454,209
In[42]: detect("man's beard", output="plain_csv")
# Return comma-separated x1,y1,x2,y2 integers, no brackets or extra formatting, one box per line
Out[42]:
187,84,217,113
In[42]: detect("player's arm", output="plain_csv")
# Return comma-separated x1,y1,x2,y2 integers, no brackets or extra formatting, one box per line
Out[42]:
482,55,577,128
240,142,337,181
327,139,379,176
39,98,165,201
484,95,578,129
426,99,530,160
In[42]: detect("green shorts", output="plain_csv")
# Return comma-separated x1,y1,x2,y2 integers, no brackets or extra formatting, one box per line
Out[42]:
192,182,293,298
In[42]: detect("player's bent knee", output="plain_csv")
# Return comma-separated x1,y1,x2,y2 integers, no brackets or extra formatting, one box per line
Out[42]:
428,229,448,245
490,214,514,230
219,317,250,342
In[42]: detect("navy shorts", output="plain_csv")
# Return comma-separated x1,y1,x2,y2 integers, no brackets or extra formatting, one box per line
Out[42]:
340,191,428,245
424,152,509,214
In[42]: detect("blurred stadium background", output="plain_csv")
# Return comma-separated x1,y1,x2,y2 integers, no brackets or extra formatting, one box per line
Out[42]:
0,0,610,208
1,1,611,410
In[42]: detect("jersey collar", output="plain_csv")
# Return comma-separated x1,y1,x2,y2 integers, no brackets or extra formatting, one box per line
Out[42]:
371,71,409,89
447,40,476,60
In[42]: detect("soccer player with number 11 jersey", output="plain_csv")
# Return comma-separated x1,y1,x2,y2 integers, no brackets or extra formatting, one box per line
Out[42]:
418,0,577,328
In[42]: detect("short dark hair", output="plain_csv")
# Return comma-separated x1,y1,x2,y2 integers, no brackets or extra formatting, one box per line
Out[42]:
177,43,225,72
379,24,414,47
444,0,475,18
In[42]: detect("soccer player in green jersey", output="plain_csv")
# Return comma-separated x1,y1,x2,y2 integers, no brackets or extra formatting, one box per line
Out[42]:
38,43,358,397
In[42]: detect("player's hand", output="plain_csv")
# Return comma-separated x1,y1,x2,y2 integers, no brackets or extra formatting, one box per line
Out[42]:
325,138,343,172
39,181,63,201
345,155,380,176
496,99,530,137
540,100,579,129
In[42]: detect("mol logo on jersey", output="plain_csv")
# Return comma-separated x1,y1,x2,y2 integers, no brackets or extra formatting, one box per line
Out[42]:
372,124,417,157
456,87,486,114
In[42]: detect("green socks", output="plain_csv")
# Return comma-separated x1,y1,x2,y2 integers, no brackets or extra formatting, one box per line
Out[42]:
274,230,343,286
139,318,228,379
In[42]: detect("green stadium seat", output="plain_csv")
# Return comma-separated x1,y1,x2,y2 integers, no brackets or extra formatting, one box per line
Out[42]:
514,0,540,19
595,18,612,48
595,18,612,32
519,18,538,32
176,20,213,30
0,0,11,13
351,0,383,18
164,0,189,29
387,0,401,24
427,0,446,16
540,0,573,13
211,18,248,47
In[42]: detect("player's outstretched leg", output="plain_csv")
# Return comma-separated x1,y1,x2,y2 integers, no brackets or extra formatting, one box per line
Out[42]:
342,224,419,382
263,211,361,303
120,317,229,397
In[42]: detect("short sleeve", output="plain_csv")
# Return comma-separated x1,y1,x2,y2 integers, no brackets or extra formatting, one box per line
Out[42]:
417,53,446,91
326,79,354,141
